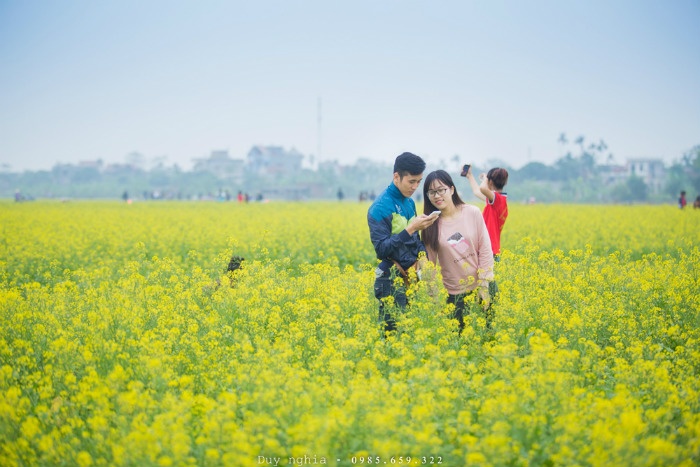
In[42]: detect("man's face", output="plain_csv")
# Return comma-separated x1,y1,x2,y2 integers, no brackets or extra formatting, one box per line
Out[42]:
393,172,423,198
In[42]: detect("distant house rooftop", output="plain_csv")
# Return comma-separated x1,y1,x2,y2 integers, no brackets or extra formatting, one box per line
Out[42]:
247,145,304,175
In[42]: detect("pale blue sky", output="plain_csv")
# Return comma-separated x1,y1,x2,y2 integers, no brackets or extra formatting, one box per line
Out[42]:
1,0,698,172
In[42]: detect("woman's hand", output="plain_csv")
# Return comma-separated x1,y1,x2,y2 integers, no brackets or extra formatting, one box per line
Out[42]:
478,286,491,310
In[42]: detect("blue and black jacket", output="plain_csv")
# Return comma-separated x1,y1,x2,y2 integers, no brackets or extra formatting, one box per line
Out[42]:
367,183,426,273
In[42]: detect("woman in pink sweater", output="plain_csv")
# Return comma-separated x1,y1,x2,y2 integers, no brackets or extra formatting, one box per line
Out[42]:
421,170,494,332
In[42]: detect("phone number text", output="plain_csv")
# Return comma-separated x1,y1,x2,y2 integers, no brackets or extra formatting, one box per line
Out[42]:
350,456,442,464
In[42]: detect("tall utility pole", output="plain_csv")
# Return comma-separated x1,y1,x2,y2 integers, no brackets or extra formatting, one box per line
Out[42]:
317,97,322,164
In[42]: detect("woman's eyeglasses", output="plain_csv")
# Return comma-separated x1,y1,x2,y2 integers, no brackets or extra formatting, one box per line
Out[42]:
427,187,449,198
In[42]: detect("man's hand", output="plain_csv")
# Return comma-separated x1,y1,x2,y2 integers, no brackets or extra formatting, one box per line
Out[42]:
405,213,439,235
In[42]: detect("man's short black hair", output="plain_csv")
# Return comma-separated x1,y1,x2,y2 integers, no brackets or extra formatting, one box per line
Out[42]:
393,152,426,177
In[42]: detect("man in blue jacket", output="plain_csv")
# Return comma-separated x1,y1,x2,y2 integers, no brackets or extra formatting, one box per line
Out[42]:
368,152,438,333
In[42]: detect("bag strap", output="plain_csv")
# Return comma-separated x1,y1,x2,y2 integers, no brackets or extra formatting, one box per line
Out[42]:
391,259,408,278
391,260,418,287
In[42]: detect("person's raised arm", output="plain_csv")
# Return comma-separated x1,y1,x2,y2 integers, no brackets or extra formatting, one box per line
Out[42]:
478,173,495,203
466,166,487,202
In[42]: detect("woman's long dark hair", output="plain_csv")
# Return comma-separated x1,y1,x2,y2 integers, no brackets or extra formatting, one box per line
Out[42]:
421,170,465,255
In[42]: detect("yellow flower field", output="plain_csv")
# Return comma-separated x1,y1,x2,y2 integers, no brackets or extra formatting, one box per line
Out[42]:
1,200,699,466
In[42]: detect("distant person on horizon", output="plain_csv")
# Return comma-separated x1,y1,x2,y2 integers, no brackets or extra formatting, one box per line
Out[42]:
367,152,438,334
679,190,687,209
465,164,509,300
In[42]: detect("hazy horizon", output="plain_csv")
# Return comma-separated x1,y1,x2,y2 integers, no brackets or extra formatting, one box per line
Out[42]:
1,0,699,173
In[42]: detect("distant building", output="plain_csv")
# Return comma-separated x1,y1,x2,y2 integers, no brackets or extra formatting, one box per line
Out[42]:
627,158,665,193
192,150,245,182
599,158,665,194
103,162,142,174
247,145,304,175
598,164,628,186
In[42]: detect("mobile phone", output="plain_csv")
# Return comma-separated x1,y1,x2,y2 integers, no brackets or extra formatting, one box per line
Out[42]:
460,164,470,177
429,210,441,217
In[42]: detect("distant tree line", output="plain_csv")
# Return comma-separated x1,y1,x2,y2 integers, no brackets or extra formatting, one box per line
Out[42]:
3,138,699,204
507,137,699,204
